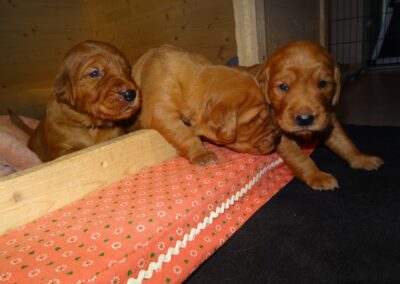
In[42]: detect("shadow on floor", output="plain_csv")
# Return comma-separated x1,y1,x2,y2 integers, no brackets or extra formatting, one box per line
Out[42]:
337,69,400,127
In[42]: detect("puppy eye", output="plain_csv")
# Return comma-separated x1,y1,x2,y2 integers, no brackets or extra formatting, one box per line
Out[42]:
278,83,289,92
89,70,102,78
318,80,328,89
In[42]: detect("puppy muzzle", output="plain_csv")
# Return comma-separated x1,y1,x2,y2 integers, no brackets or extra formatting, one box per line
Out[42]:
120,89,137,102
295,113,315,127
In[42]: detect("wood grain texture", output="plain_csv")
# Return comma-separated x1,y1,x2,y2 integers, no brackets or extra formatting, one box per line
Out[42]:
84,0,237,64
0,129,177,235
233,0,267,66
1,0,237,119
0,0,91,89
264,0,320,55
0,85,51,120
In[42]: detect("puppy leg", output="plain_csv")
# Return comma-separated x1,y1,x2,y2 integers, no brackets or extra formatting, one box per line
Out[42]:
324,116,383,170
277,134,338,190
150,107,217,166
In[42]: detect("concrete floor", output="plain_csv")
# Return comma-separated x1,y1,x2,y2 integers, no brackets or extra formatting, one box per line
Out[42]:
337,69,400,127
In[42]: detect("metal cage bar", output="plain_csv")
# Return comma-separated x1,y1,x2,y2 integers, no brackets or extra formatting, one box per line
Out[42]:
328,0,400,69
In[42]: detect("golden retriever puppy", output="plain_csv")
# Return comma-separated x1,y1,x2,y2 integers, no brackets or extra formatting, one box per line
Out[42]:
131,45,279,165
28,40,140,162
243,40,383,190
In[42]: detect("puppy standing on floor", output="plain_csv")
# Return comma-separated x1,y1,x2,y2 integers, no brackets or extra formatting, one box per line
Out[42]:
240,40,383,190
28,40,140,162
131,44,279,165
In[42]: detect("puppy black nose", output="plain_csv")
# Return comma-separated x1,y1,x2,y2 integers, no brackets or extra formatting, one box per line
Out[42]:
295,114,315,126
120,89,136,102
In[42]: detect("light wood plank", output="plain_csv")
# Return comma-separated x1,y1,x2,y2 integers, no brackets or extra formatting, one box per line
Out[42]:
0,129,177,235
232,0,266,66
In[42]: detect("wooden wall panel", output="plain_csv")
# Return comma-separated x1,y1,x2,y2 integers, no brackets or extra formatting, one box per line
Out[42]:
0,0,91,117
0,0,236,118
264,0,320,56
84,0,237,64
0,0,91,88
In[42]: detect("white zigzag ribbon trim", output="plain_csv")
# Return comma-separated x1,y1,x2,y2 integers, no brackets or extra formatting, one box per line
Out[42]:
127,158,283,284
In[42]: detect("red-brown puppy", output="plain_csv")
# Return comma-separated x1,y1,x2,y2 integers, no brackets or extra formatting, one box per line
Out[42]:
29,40,140,161
245,40,383,190
131,44,279,165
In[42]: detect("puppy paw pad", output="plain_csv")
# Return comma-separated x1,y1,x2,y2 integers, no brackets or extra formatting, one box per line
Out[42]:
351,155,384,170
307,172,338,191
191,151,218,166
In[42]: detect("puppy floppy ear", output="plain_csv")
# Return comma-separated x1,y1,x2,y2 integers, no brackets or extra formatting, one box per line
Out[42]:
207,102,237,144
332,64,341,106
256,65,271,104
53,67,73,106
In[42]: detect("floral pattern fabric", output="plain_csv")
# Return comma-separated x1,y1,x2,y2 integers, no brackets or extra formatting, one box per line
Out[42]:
0,144,299,284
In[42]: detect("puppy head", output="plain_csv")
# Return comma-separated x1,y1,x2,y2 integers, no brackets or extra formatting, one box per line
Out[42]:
257,40,340,136
53,40,140,121
201,70,279,155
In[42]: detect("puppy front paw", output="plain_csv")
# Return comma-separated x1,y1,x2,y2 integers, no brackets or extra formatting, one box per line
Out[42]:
305,171,338,191
190,151,218,166
350,154,384,170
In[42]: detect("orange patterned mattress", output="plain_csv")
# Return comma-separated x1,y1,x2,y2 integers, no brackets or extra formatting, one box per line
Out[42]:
0,144,298,283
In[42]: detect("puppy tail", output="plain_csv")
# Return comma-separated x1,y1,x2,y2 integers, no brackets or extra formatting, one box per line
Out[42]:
7,109,34,136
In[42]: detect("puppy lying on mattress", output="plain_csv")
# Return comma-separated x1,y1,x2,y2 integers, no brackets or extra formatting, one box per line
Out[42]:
131,45,279,165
